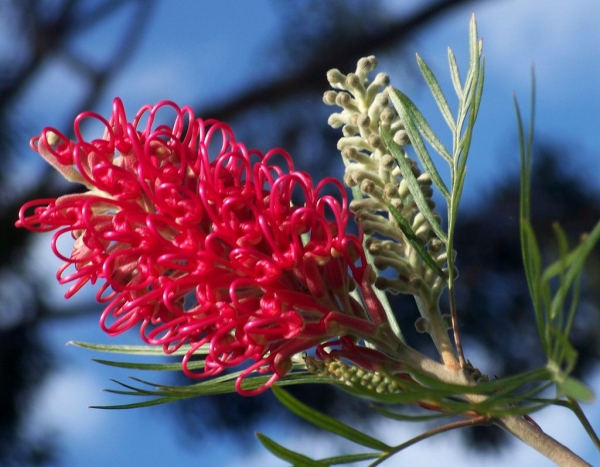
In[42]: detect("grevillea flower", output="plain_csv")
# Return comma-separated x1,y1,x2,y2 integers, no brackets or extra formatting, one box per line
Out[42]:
17,98,393,394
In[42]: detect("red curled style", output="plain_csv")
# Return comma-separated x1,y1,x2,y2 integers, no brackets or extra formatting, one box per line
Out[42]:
16,97,378,395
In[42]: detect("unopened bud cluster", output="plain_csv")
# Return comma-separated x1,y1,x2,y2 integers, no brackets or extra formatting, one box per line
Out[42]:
304,355,402,395
324,56,448,302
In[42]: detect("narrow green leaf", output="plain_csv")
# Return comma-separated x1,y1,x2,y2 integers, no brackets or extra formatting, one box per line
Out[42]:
91,397,186,410
416,54,455,132
472,54,485,123
549,224,570,321
449,59,483,231
469,15,478,68
272,386,391,451
543,220,600,280
514,77,547,353
372,406,449,422
391,86,453,167
447,48,463,98
69,341,204,356
105,378,162,396
462,15,480,101
563,276,582,342
100,370,326,401
319,453,381,465
558,378,595,403
550,328,578,375
380,127,448,244
522,221,549,351
456,58,482,168
92,358,204,372
256,433,327,467
561,399,600,450
386,90,451,199
384,200,446,279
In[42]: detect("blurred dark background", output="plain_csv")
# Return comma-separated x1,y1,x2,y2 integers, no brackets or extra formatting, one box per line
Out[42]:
1,0,600,465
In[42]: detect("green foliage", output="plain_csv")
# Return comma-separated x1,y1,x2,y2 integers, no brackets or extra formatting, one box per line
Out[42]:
70,341,329,409
387,14,484,276
514,80,600,403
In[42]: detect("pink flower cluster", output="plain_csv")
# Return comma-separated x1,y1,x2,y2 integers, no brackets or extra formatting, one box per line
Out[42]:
17,98,383,394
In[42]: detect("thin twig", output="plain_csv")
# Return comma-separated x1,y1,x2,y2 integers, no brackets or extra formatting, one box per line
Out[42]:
448,283,466,367
369,415,491,466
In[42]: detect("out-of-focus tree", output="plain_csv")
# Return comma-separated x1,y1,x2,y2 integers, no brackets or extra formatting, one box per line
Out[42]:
0,1,156,464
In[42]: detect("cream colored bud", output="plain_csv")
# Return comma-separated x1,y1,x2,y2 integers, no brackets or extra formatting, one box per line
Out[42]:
368,134,382,150
393,129,410,146
417,172,432,185
436,252,448,263
337,136,370,151
327,68,346,88
372,72,390,87
368,92,389,123
383,183,398,199
412,212,426,229
327,113,346,128
398,179,410,198
356,55,378,78
323,90,337,105
342,147,377,167
414,223,432,240
360,179,376,194
341,146,358,160
335,92,359,112
380,107,396,124
350,197,383,212
343,173,357,187
356,113,370,129
342,124,358,137
346,73,366,96
380,154,394,170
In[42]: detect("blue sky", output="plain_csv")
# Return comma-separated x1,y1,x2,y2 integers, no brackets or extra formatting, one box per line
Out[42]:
16,1,600,465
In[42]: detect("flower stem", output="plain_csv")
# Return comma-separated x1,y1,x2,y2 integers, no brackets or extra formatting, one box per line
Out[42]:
369,415,491,467
496,415,592,467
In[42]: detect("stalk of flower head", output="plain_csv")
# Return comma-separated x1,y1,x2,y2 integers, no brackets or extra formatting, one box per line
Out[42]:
16,98,404,395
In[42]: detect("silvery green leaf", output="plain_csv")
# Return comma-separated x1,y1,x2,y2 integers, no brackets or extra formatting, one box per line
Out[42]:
416,54,456,133
387,89,451,198
385,200,446,279
381,127,448,245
